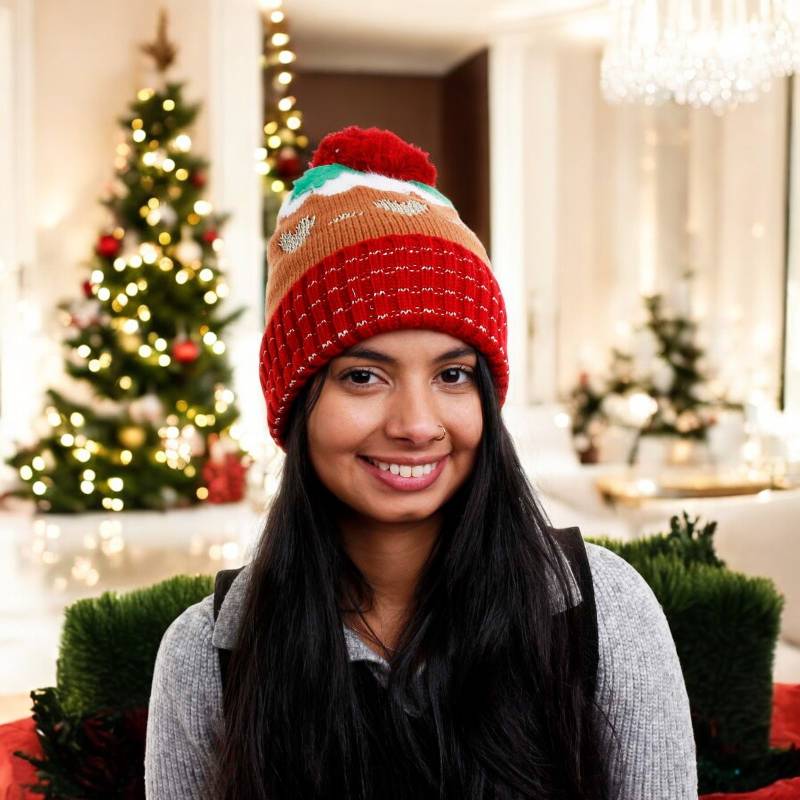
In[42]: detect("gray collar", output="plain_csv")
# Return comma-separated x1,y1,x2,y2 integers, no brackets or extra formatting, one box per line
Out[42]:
210,563,390,669
209,542,580,669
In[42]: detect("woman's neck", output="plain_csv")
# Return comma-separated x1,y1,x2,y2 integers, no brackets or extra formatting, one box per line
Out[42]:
338,512,441,650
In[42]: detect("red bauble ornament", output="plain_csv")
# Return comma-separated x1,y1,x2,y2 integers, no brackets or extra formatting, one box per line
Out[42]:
276,147,302,181
309,126,437,186
190,171,207,189
96,234,121,259
172,338,200,364
201,453,249,503
201,228,218,244
82,279,94,299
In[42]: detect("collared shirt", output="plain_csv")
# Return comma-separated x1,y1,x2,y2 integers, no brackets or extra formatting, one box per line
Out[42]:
210,562,403,670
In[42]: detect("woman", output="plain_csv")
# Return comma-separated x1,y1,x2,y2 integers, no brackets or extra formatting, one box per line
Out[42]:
145,126,697,799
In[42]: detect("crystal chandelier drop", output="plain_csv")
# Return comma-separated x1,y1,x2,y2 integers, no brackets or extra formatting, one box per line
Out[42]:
601,0,800,114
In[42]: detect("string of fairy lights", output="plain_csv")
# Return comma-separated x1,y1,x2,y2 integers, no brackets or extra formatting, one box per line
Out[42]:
257,0,310,202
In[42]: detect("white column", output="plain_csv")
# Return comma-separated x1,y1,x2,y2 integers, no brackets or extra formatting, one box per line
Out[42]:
489,36,529,407
206,0,266,453
784,77,800,416
490,36,562,407
522,48,560,405
0,0,38,486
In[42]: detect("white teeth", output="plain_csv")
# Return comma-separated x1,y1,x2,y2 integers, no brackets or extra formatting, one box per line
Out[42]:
367,457,440,477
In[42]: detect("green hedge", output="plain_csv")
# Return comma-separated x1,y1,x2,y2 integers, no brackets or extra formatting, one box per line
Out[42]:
587,512,798,793
56,574,213,716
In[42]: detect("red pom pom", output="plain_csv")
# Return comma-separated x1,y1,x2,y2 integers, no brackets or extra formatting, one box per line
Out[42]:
309,126,437,187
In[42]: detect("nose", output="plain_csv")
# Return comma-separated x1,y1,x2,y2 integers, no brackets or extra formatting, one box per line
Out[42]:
383,381,444,445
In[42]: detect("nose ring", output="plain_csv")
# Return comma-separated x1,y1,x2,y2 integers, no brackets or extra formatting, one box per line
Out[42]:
434,424,447,441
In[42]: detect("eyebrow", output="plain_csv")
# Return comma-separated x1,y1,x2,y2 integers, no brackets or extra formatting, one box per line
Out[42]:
338,345,477,365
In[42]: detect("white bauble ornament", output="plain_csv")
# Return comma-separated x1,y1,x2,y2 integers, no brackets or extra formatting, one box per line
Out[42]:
129,394,164,424
601,393,627,425
651,358,675,394
174,231,203,265
159,203,178,227
160,486,178,505
71,299,101,329
181,424,206,456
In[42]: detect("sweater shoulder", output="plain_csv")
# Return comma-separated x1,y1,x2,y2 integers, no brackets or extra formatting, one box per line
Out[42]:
583,540,661,614
145,593,223,797
158,592,217,664
149,591,222,715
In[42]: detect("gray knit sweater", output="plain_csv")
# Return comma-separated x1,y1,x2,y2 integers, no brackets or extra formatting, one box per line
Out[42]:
144,542,698,798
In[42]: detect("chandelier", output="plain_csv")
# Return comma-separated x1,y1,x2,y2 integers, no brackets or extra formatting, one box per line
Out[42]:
601,0,800,113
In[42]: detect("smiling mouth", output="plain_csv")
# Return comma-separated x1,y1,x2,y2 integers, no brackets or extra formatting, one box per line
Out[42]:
356,453,449,491
358,455,443,477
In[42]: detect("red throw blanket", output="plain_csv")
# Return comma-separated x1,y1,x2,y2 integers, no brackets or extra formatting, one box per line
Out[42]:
0,717,39,800
3,683,800,798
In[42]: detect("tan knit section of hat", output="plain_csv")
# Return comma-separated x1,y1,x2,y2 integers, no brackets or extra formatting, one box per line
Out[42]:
264,185,490,324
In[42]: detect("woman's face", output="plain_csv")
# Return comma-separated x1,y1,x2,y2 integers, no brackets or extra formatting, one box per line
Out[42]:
307,329,483,529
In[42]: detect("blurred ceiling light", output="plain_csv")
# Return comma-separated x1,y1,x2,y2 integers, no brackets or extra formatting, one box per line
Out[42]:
602,0,800,114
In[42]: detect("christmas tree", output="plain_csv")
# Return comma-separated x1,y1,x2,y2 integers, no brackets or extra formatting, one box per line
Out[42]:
568,276,740,463
4,13,250,513
628,292,716,438
258,0,312,241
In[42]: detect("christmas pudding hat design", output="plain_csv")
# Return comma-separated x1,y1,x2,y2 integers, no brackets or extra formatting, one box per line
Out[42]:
259,125,509,449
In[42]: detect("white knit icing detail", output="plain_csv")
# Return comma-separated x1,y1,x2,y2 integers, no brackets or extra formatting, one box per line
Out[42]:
277,172,452,221
278,215,315,253
373,198,428,215
328,210,364,224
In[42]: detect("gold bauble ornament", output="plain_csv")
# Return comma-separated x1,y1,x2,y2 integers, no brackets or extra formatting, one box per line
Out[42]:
119,425,146,448
118,332,142,352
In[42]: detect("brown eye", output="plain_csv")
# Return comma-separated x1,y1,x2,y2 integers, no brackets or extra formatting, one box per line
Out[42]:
440,367,473,385
341,369,379,386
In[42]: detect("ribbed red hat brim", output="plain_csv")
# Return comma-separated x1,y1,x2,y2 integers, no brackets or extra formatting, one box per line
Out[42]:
259,233,509,449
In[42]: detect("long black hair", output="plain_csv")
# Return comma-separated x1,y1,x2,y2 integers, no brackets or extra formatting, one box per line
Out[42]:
214,350,615,799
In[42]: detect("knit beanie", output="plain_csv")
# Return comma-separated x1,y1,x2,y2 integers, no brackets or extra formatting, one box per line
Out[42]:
259,125,509,449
